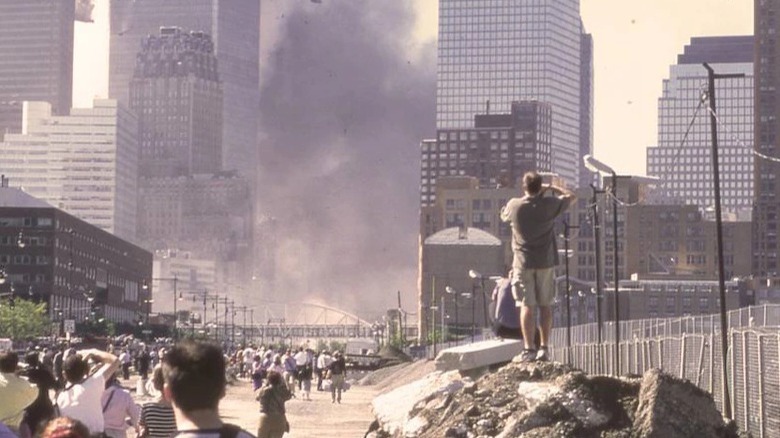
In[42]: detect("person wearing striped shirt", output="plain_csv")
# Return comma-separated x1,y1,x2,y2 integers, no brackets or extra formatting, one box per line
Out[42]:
139,367,176,438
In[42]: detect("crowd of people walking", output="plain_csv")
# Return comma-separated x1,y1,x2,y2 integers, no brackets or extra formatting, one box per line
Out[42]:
1,338,352,438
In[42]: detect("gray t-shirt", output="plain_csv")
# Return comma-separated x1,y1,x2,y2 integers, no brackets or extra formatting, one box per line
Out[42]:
501,194,573,269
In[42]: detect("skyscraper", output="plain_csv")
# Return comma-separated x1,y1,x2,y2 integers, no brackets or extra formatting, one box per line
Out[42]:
0,100,139,241
109,0,261,182
0,0,75,138
646,36,754,211
436,0,585,184
130,27,223,177
755,0,780,275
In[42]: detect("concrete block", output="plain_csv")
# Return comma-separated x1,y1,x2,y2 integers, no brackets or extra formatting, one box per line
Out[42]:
434,339,524,372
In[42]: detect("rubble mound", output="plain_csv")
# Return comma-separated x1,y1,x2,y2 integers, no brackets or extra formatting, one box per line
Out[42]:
368,360,749,438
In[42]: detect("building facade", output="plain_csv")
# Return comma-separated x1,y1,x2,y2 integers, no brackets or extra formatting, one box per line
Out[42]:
646,36,754,212
0,0,75,138
421,101,552,208
109,0,261,181
754,1,780,276
623,204,752,281
0,100,139,242
130,27,223,178
418,226,504,342
436,0,585,184
0,187,152,324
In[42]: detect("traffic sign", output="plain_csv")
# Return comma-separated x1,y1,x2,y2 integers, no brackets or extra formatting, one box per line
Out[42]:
64,319,76,334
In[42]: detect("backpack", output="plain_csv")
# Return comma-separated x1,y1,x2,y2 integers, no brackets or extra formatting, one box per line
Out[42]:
489,279,523,340
489,278,543,348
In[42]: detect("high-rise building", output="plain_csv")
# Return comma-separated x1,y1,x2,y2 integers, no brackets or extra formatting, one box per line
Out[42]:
579,33,595,189
420,101,553,208
130,27,222,178
0,100,139,242
109,0,260,181
436,0,585,184
0,0,75,138
647,36,754,212
754,1,780,276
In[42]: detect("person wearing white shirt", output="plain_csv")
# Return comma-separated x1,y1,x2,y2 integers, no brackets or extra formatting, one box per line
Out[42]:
57,349,120,435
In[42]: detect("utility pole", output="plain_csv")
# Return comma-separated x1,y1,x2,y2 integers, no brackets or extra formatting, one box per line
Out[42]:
703,62,743,421
590,184,604,373
563,221,579,365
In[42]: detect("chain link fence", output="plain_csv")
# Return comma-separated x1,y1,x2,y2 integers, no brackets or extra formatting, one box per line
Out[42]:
549,304,780,438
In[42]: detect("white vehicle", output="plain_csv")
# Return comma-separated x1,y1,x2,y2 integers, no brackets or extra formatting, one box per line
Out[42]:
345,339,377,356
0,338,13,352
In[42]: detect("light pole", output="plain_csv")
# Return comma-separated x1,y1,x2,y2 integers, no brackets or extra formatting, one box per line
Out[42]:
445,286,460,339
561,221,578,365
702,63,743,420
584,154,659,376
468,270,489,331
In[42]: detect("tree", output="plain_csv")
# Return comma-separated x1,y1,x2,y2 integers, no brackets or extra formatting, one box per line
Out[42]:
0,298,52,339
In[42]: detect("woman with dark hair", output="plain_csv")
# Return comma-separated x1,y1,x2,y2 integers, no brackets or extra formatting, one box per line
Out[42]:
255,371,292,438
39,417,90,438
138,367,176,438
19,352,57,438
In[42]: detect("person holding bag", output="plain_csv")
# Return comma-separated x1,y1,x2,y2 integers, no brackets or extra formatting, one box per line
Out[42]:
255,371,291,438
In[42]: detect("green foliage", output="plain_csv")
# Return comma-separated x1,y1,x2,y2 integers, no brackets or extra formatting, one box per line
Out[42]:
0,298,52,339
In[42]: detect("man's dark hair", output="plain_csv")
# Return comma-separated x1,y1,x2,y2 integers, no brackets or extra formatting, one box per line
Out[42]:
162,340,226,412
63,354,89,383
0,351,18,373
523,171,543,195
267,370,283,386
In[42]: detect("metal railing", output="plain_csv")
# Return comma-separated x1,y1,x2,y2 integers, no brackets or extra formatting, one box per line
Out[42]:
548,304,780,438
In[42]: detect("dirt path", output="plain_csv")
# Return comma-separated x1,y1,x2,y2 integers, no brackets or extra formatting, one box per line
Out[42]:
219,380,378,438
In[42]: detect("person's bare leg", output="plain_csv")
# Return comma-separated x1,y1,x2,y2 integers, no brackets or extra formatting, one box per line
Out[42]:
538,305,553,347
521,305,537,350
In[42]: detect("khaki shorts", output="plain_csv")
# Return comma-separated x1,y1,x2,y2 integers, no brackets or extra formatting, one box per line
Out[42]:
511,266,555,307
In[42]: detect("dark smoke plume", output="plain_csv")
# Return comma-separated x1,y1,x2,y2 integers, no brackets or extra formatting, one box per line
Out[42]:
258,0,435,317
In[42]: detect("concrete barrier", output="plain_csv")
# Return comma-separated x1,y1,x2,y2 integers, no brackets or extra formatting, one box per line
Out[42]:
434,338,524,372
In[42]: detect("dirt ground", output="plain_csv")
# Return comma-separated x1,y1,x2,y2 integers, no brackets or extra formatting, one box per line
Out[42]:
221,380,379,438
130,375,380,438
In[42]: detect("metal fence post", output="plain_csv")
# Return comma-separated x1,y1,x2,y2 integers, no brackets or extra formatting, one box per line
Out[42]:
696,335,706,388
757,334,765,438
680,333,687,379
742,331,749,431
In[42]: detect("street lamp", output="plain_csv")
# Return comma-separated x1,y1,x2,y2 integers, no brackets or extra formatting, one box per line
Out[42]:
584,154,659,375
445,286,473,341
468,269,490,333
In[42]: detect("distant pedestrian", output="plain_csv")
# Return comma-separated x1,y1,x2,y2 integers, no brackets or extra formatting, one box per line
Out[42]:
315,350,332,391
119,349,132,380
137,345,151,381
255,371,291,438
501,171,575,362
327,351,347,404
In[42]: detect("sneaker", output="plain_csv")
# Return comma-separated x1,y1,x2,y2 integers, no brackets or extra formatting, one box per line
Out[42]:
518,349,537,363
536,347,549,362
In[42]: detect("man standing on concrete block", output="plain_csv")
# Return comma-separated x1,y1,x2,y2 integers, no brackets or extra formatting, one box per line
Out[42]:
501,171,575,362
